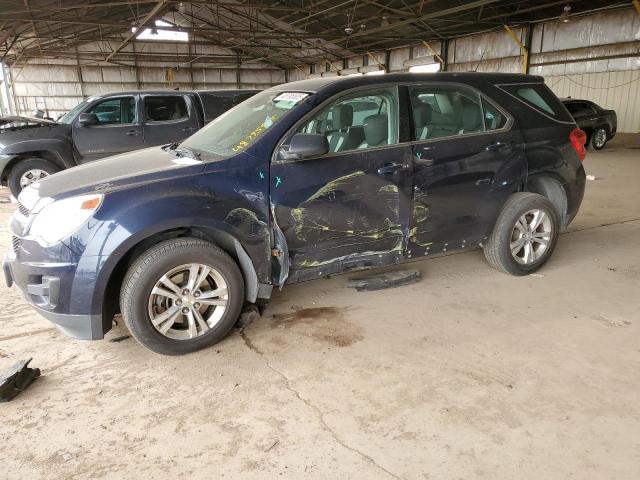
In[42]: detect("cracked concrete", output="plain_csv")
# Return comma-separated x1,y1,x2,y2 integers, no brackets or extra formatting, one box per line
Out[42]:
241,330,404,480
0,143,639,479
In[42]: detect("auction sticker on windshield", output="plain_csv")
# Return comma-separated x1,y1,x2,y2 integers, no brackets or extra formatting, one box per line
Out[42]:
273,92,309,109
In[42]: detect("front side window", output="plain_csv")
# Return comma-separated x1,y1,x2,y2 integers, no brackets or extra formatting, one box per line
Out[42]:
145,96,188,122
87,97,136,125
181,89,308,159
409,85,484,140
296,87,399,153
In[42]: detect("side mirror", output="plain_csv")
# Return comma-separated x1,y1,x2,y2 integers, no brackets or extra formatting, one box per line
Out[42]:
282,133,329,160
78,112,98,126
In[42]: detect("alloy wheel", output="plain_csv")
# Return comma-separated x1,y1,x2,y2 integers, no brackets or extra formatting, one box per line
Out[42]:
510,209,552,265
147,263,228,340
593,129,607,148
19,169,49,188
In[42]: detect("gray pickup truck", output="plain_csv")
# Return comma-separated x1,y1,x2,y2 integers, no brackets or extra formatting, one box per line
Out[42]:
0,89,258,196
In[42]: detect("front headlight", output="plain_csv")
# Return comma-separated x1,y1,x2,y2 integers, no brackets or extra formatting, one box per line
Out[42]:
28,194,103,246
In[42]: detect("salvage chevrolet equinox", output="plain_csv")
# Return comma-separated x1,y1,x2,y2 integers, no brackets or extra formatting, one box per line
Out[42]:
4,73,587,355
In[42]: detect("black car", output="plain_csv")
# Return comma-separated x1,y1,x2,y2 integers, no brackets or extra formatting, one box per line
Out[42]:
4,72,587,355
0,89,258,197
561,98,616,150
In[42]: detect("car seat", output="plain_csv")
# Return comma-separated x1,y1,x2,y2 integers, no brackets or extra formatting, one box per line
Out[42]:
413,103,432,140
358,114,388,149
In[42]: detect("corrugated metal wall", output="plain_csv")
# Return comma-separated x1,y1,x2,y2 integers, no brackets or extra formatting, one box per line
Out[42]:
288,7,639,133
545,71,640,133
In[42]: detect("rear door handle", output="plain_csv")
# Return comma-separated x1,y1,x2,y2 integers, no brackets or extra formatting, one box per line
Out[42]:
377,163,406,175
125,130,140,136
486,141,510,152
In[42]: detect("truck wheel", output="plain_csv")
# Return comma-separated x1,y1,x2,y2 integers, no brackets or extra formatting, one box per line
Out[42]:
484,193,559,276
8,157,61,197
591,127,608,150
120,238,245,355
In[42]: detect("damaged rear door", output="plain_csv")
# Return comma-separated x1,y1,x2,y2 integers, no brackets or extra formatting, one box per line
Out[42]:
270,86,413,283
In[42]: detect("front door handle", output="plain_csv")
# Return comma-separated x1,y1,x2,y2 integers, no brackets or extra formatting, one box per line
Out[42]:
486,141,510,152
377,163,406,175
125,130,140,136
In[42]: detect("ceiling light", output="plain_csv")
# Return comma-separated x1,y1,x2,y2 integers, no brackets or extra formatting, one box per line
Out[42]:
560,5,571,23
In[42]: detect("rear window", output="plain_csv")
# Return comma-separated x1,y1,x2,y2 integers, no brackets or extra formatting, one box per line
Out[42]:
199,91,258,122
498,83,573,122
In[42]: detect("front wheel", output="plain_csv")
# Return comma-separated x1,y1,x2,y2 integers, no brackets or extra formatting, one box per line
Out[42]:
591,127,608,150
120,238,245,355
8,157,61,198
484,193,560,276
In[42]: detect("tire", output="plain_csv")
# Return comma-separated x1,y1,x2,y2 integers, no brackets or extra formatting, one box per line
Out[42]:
8,157,61,198
591,127,608,150
120,238,245,355
484,192,560,276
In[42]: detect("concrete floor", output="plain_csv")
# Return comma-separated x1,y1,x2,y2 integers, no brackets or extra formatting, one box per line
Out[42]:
1,139,639,479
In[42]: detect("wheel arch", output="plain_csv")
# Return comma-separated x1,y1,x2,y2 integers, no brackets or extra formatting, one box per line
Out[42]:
525,174,568,228
1,150,65,184
100,226,262,327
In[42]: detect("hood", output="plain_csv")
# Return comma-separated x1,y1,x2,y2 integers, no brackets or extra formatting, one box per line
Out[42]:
0,116,57,128
0,118,68,154
33,146,205,199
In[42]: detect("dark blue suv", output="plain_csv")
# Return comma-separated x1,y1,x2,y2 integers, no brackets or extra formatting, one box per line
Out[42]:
3,73,586,355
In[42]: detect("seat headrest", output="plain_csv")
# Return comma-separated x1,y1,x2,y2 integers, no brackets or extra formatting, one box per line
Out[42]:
461,99,482,132
363,114,388,146
413,103,432,127
332,104,353,130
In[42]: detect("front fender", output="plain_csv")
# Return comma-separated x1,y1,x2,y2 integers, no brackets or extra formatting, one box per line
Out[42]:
0,154,18,181
1,138,75,169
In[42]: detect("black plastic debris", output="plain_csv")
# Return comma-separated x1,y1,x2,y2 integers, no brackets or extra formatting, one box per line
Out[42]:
235,304,261,329
348,270,422,292
0,358,41,402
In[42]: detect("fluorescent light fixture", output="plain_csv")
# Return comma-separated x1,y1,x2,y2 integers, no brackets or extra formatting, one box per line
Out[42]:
404,55,438,68
340,67,360,75
133,20,188,42
365,69,385,75
409,63,441,73
359,64,384,74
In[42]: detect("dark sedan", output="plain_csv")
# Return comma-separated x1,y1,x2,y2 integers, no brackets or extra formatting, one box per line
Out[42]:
561,98,616,150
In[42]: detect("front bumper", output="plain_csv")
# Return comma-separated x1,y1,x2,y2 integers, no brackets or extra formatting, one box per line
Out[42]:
3,251,105,340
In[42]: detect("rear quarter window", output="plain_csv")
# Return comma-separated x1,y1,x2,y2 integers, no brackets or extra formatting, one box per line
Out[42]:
498,83,573,123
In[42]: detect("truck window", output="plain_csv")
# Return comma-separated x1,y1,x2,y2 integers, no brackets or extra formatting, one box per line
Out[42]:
87,97,136,125
144,96,188,122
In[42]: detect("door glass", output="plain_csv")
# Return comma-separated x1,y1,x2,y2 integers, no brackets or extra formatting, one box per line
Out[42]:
296,87,399,153
409,85,483,140
145,96,188,122
87,97,135,125
482,98,507,130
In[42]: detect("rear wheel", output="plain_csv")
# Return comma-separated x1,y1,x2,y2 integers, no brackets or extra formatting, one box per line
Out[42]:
591,127,608,150
120,238,244,355
8,157,61,198
484,193,559,276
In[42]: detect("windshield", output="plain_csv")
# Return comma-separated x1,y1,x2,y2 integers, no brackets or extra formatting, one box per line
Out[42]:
58,98,93,124
181,89,310,159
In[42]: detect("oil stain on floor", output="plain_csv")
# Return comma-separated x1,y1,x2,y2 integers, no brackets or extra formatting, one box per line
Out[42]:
265,306,364,349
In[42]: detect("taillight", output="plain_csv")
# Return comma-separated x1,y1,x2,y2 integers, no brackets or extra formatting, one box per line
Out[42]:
570,128,587,161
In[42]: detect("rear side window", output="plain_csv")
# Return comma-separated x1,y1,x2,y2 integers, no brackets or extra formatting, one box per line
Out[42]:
499,83,573,122
199,92,258,122
482,98,507,131
409,84,486,140
144,96,188,122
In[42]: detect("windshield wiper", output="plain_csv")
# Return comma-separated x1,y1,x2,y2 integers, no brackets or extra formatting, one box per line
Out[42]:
162,142,201,160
